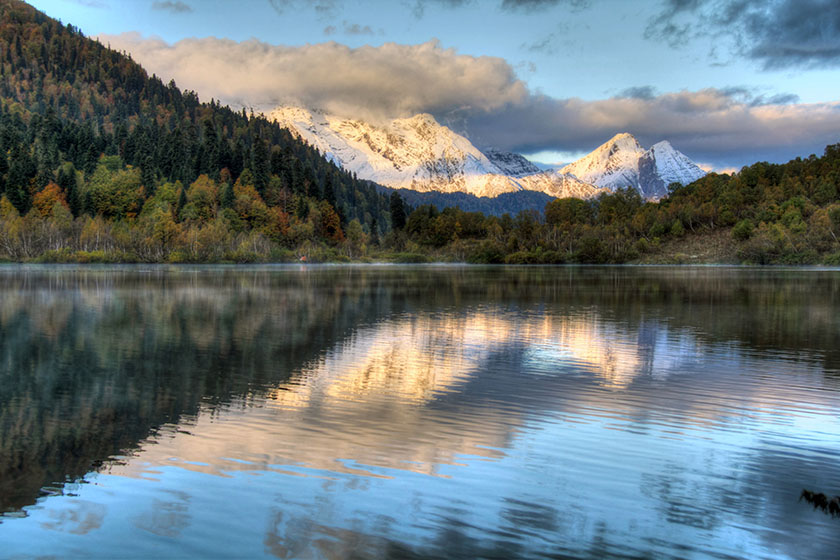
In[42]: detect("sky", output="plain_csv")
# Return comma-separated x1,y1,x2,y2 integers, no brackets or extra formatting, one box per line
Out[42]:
27,0,840,170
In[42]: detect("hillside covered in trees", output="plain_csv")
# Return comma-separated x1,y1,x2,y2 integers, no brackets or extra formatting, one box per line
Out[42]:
392,144,840,265
0,0,392,262
0,0,838,265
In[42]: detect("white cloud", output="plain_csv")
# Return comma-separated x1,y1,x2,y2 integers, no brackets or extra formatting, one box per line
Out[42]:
100,33,527,123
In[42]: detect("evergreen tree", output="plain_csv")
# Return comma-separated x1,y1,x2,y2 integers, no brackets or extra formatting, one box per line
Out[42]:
176,184,187,220
390,191,407,231
369,216,379,246
252,137,270,193
220,181,235,209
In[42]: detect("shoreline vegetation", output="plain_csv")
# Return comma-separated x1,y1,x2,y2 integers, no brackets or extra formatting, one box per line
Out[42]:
0,0,839,267
2,165,840,266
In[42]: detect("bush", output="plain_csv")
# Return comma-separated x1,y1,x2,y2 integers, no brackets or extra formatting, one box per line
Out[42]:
574,237,608,264
467,241,505,264
732,219,754,241
634,238,651,254
823,252,840,266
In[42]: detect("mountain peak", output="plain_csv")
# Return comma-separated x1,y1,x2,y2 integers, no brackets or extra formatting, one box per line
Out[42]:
608,132,637,142
270,105,701,204
649,140,676,155
602,132,643,153
269,105,523,197
268,104,603,202
560,134,705,198
405,113,438,124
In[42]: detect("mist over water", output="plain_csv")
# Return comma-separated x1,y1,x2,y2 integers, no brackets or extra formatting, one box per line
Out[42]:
1,265,839,559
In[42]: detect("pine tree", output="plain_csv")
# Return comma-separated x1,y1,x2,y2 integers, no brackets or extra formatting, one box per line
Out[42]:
220,181,235,209
176,184,187,220
390,191,406,230
369,216,379,246
252,137,270,193
324,172,337,209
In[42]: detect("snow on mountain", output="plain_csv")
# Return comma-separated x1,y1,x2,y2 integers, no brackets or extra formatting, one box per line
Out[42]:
559,133,645,192
269,106,525,198
269,108,701,203
483,148,542,178
559,133,705,199
268,106,605,201
639,141,707,199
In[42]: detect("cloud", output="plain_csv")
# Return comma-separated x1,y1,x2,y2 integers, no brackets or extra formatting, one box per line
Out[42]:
268,0,338,19
713,86,801,106
615,86,658,100
101,33,840,168
151,1,192,13
465,89,840,168
408,0,587,18
501,0,590,11
100,34,527,122
407,0,471,19
646,0,840,69
324,21,378,36
521,25,575,54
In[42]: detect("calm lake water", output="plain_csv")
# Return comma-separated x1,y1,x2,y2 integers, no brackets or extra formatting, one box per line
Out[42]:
1,265,839,559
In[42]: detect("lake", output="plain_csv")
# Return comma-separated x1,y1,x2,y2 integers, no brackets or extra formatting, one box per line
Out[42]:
1,265,839,559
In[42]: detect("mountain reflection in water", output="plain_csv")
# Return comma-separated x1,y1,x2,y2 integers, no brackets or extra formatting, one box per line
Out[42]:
0,265,839,559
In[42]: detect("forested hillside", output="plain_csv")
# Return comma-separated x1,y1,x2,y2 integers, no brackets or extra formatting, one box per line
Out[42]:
0,0,391,262
393,145,840,265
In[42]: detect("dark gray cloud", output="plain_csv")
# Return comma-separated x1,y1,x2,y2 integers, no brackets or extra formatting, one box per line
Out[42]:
714,86,800,106
616,86,659,100
522,32,559,54
343,22,375,35
616,85,800,107
409,0,588,18
323,21,378,36
151,1,192,13
521,25,575,54
100,32,838,169
520,21,579,55
646,0,840,69
407,0,471,19
268,0,338,19
464,88,840,168
501,0,590,12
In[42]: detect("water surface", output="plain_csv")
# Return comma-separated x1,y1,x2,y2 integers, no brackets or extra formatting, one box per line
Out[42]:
1,265,839,559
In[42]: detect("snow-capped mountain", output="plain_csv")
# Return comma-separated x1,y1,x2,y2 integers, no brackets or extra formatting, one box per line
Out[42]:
638,141,708,199
559,133,705,199
268,106,601,200
268,107,703,203
270,107,524,198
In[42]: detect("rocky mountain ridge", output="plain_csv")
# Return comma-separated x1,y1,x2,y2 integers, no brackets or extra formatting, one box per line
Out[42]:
268,106,705,203
559,133,706,199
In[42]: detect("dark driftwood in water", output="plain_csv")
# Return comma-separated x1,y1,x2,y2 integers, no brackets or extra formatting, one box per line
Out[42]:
800,489,840,517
